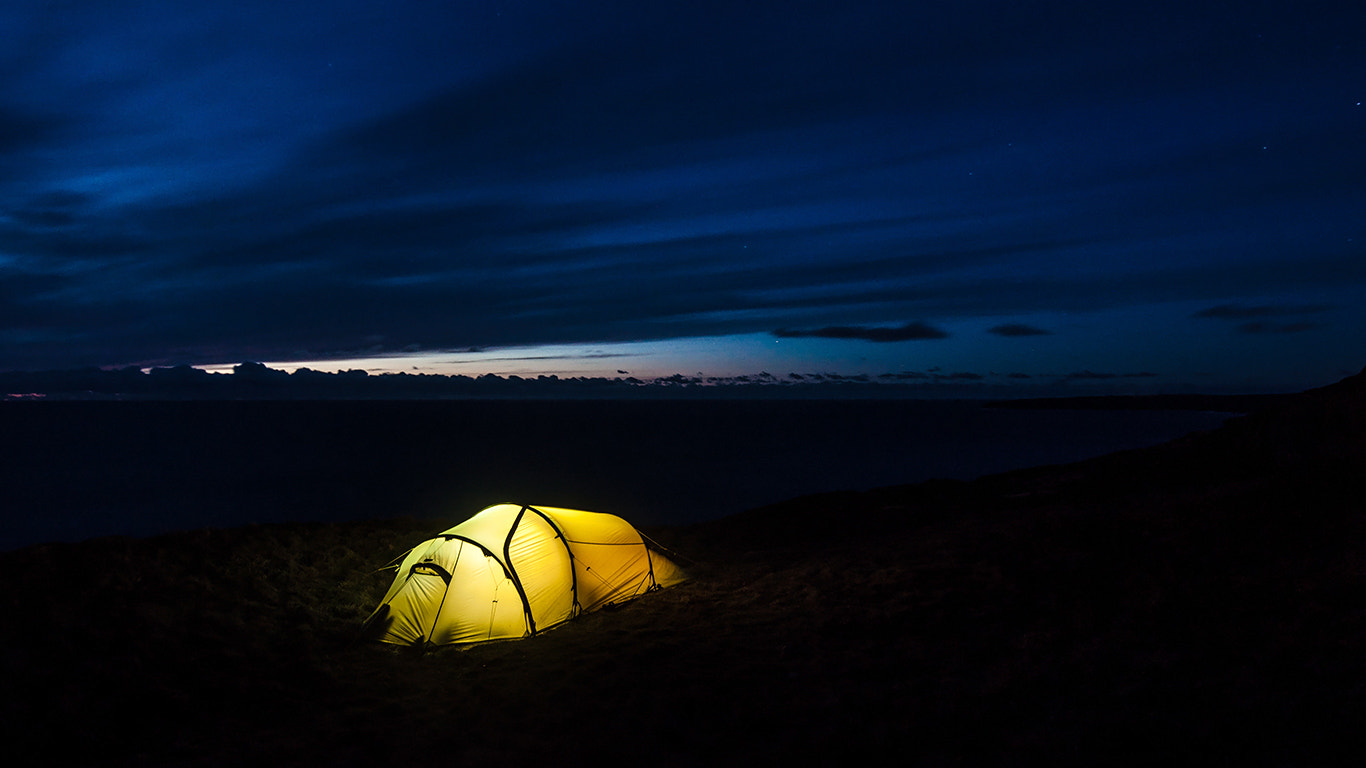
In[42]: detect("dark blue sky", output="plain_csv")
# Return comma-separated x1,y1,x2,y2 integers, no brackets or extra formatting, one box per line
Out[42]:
3,1,1363,392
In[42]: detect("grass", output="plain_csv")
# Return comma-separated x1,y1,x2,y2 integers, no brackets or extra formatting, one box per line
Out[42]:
4,371,1366,765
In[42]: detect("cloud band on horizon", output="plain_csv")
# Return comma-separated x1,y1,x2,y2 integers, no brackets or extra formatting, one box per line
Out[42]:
772,322,949,342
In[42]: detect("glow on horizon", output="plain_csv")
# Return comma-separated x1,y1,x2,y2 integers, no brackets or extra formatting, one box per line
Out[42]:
185,304,1343,392
189,319,1059,382
195,334,863,380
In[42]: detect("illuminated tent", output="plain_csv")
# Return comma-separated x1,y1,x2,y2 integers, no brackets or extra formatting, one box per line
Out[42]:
365,503,688,646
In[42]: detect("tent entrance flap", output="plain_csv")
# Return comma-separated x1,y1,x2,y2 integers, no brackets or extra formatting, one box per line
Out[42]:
411,563,452,583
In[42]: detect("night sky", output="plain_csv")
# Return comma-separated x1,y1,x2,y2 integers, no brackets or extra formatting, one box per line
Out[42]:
3,2,1363,393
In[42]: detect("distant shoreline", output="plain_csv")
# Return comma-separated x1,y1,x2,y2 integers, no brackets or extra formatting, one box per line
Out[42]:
0,362,1307,403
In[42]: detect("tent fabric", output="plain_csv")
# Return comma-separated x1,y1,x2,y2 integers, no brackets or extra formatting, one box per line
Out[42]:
366,504,687,646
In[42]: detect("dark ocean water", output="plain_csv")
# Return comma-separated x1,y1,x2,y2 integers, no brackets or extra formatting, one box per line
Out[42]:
0,399,1233,550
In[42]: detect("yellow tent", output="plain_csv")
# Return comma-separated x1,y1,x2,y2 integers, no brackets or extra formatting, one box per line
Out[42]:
365,504,688,646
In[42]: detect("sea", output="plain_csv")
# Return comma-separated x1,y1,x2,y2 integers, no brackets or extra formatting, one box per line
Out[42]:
0,398,1234,551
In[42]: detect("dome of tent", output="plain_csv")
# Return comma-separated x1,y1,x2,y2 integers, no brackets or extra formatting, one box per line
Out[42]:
365,504,688,646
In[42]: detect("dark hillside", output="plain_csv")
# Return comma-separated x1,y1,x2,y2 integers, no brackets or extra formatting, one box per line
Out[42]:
2,369,1365,764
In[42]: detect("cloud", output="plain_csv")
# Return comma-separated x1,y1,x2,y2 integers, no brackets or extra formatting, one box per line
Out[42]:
2,2,1362,385
1236,322,1319,335
1191,304,1328,336
1192,303,1330,320
987,323,1051,337
1061,370,1158,380
0,107,64,155
772,322,949,342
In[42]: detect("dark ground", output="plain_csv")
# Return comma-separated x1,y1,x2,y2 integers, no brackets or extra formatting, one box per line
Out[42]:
2,369,1365,765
